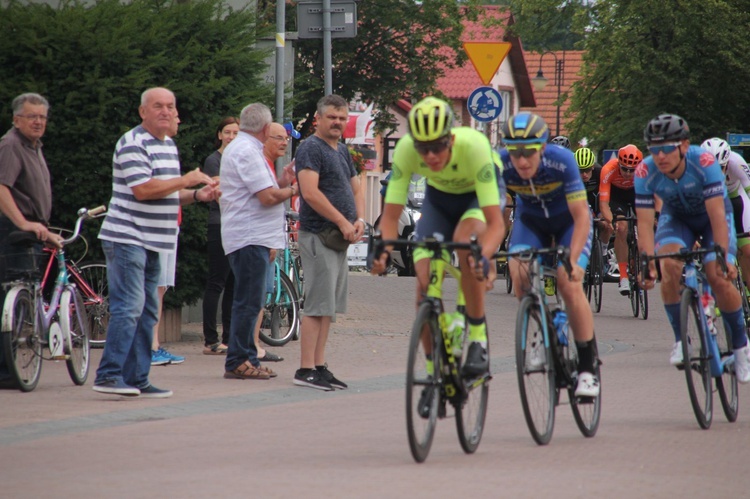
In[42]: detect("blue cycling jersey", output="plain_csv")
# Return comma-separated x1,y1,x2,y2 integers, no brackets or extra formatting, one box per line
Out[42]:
500,144,587,218
634,145,727,215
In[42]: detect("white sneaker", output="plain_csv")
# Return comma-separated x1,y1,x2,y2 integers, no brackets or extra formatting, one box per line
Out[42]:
527,333,546,369
670,340,694,367
575,372,600,397
734,345,750,384
619,277,630,296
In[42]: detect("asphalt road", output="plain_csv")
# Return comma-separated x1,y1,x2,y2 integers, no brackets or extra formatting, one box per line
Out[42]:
1,273,749,498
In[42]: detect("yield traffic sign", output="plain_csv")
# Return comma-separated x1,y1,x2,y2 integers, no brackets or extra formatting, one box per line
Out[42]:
463,42,512,85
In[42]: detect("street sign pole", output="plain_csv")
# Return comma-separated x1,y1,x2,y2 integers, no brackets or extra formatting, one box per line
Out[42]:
323,0,332,95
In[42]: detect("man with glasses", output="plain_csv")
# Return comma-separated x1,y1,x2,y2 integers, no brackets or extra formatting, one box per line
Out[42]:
500,112,599,398
636,114,750,381
599,144,643,295
371,96,505,378
0,93,64,387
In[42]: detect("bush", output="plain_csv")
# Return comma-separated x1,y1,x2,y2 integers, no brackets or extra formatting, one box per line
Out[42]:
0,0,274,308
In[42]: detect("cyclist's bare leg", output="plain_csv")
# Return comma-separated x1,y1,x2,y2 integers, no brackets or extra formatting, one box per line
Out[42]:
453,217,492,318
657,243,685,304
557,267,594,342
614,220,628,271
705,259,742,311
413,257,434,357
151,285,167,351
737,243,750,291
509,257,531,300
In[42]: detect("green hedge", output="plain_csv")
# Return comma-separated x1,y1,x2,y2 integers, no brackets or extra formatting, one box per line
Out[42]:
0,0,274,309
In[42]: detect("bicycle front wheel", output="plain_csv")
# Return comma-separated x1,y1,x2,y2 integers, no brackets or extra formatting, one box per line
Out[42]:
569,339,602,438
516,296,556,445
60,287,90,385
455,342,489,455
259,271,299,347
680,289,713,429
2,287,42,392
591,240,603,313
714,313,738,422
640,287,649,320
406,301,440,463
76,262,109,347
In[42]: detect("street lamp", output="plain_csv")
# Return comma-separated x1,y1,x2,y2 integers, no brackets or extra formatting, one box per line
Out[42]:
531,51,564,136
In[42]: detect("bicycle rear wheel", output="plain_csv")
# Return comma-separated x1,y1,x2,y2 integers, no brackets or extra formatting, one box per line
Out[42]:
680,289,713,429
714,314,738,422
2,287,42,392
60,287,90,385
455,341,489,454
406,301,441,463
569,339,602,437
259,271,299,347
640,287,649,320
516,296,556,445
504,258,513,294
76,262,109,347
591,240,603,313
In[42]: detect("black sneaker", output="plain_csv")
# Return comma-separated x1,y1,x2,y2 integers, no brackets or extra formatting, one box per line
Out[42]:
462,341,489,377
317,364,348,389
138,384,173,399
92,379,140,397
294,368,334,391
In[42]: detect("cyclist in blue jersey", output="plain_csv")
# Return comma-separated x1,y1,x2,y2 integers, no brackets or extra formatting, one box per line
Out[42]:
636,114,750,382
500,112,599,398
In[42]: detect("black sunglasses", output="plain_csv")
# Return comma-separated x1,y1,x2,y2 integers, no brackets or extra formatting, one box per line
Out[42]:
414,139,450,155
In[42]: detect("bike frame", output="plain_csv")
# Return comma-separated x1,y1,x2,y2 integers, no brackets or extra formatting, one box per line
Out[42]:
683,261,731,378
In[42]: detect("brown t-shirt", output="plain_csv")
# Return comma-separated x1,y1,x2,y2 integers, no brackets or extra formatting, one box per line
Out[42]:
0,127,52,225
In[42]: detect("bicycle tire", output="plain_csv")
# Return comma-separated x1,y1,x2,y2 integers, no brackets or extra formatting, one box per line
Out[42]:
504,258,513,294
60,287,90,385
592,241,603,313
714,313,738,422
76,262,109,347
455,338,489,455
405,301,440,463
290,254,304,341
515,296,556,445
640,287,649,320
680,288,713,429
259,270,299,347
569,338,602,437
2,287,42,392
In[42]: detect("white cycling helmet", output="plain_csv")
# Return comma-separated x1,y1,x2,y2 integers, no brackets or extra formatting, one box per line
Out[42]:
701,137,731,167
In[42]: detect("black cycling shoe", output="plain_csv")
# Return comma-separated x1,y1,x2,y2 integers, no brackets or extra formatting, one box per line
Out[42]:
462,341,489,377
417,386,434,419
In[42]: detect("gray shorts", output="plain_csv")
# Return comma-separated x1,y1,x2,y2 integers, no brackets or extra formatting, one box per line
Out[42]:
298,230,348,319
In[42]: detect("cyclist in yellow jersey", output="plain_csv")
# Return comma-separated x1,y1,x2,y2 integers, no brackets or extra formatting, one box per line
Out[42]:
371,97,506,376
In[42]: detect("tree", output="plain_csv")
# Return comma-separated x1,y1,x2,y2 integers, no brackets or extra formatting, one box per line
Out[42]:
504,0,750,151
289,0,487,135
0,0,273,308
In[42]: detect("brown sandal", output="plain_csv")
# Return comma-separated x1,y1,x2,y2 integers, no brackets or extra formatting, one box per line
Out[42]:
257,365,277,378
224,362,270,380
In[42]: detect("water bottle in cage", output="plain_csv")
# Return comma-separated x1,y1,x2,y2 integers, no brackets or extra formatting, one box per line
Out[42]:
443,311,466,356
701,291,718,336
552,308,569,346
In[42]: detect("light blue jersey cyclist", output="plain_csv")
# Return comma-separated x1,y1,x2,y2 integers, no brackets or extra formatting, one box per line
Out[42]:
636,113,750,380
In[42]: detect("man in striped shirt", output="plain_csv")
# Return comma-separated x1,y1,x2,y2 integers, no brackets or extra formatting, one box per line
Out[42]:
93,87,219,398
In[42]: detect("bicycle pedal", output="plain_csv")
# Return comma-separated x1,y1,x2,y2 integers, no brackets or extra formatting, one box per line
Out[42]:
575,396,596,404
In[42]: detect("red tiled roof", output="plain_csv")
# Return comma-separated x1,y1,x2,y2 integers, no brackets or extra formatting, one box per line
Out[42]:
520,50,585,138
436,6,535,108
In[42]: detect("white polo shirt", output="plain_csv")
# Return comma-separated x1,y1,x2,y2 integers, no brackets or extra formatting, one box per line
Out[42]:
219,131,285,255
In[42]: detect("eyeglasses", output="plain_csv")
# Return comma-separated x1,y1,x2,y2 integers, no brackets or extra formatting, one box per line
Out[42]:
414,138,450,155
270,135,291,142
647,141,682,156
17,114,48,122
506,143,544,158
619,165,636,174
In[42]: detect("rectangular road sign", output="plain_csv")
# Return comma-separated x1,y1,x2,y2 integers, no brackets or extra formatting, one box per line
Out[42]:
728,133,750,147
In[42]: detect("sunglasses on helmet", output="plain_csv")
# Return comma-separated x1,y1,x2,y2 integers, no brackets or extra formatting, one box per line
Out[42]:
414,138,451,155
619,164,636,173
505,143,544,158
647,141,682,156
